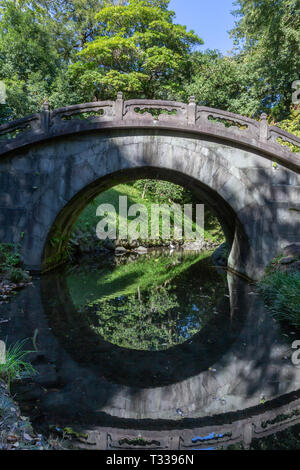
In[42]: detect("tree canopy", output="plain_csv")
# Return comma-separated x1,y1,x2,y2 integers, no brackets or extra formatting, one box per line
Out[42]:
70,0,202,100
0,0,299,124
230,0,300,119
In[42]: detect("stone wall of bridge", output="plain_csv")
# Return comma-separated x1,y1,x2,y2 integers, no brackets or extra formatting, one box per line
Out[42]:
0,128,299,279
0,96,300,278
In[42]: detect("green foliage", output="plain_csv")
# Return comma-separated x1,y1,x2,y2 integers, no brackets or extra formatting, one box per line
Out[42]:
258,271,300,328
183,50,261,116
0,1,60,121
8,267,27,283
133,179,192,204
1,0,299,126
230,0,300,120
70,0,202,99
279,108,300,137
0,243,21,269
89,286,184,350
73,182,224,244
0,243,30,285
0,2,59,80
250,424,300,450
276,107,300,152
0,0,120,121
264,252,284,276
186,1,300,119
0,339,37,389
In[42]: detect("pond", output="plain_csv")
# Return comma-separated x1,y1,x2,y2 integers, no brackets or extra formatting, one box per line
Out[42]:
0,249,299,449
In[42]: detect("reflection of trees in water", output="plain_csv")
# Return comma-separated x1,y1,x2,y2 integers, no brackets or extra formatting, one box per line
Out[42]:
81,277,225,350
66,251,215,310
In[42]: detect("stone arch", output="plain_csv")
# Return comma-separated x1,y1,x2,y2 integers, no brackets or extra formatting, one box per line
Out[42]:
36,131,260,278
1,126,299,279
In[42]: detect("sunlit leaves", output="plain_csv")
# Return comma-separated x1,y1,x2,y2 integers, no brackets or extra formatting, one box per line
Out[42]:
73,0,202,99
230,0,300,119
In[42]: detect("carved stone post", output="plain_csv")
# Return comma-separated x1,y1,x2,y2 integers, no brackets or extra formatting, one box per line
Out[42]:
115,92,124,120
41,99,50,133
259,113,268,142
187,96,196,125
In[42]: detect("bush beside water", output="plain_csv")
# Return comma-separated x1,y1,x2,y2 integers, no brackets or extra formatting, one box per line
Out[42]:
258,271,300,329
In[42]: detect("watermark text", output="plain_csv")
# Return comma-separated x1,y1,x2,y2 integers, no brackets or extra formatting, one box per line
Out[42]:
96,197,205,241
0,81,6,104
0,340,6,364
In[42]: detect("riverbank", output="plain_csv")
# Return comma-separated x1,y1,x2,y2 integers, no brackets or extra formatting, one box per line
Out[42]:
258,243,300,329
0,379,50,450
0,244,46,449
68,183,225,258
0,244,31,304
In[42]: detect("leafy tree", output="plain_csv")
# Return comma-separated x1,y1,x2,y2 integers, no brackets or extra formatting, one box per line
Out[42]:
82,266,224,351
230,0,300,120
0,0,119,121
70,0,202,100
276,106,300,152
133,179,193,204
1,0,299,127
278,107,300,136
182,50,262,116
1,1,122,59
28,1,120,60
89,286,183,351
0,1,59,121
0,1,59,80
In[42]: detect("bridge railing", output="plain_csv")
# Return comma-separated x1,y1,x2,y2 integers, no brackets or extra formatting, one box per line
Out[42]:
0,113,44,143
0,93,299,158
50,100,116,125
268,124,300,153
196,106,260,139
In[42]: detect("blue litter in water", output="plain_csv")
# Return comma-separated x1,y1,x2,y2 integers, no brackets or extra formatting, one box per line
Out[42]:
192,448,215,451
192,433,223,443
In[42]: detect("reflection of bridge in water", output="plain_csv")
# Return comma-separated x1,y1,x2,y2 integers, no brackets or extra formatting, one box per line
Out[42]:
80,395,300,450
1,264,299,450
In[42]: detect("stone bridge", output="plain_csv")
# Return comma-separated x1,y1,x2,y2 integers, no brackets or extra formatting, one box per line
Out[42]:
0,94,299,278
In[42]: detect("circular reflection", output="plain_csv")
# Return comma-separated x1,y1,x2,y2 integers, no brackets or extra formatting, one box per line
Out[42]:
41,251,246,387
75,253,226,351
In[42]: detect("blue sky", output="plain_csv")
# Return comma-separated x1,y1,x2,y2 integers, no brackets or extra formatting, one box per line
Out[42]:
169,0,237,55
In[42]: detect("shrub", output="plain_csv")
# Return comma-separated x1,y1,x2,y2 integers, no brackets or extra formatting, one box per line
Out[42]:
258,272,300,328
8,267,28,283
0,244,21,269
0,340,37,389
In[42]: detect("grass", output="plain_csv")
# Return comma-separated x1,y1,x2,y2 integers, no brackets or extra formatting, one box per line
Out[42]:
73,183,225,244
0,340,37,389
258,271,300,328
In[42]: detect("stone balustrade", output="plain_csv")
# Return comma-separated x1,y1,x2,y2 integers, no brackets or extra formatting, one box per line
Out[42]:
1,93,299,164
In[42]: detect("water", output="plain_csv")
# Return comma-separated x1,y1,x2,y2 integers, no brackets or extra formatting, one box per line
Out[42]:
64,251,227,351
0,249,299,448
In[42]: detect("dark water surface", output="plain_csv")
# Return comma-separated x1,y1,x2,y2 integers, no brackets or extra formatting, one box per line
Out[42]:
0,250,299,447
